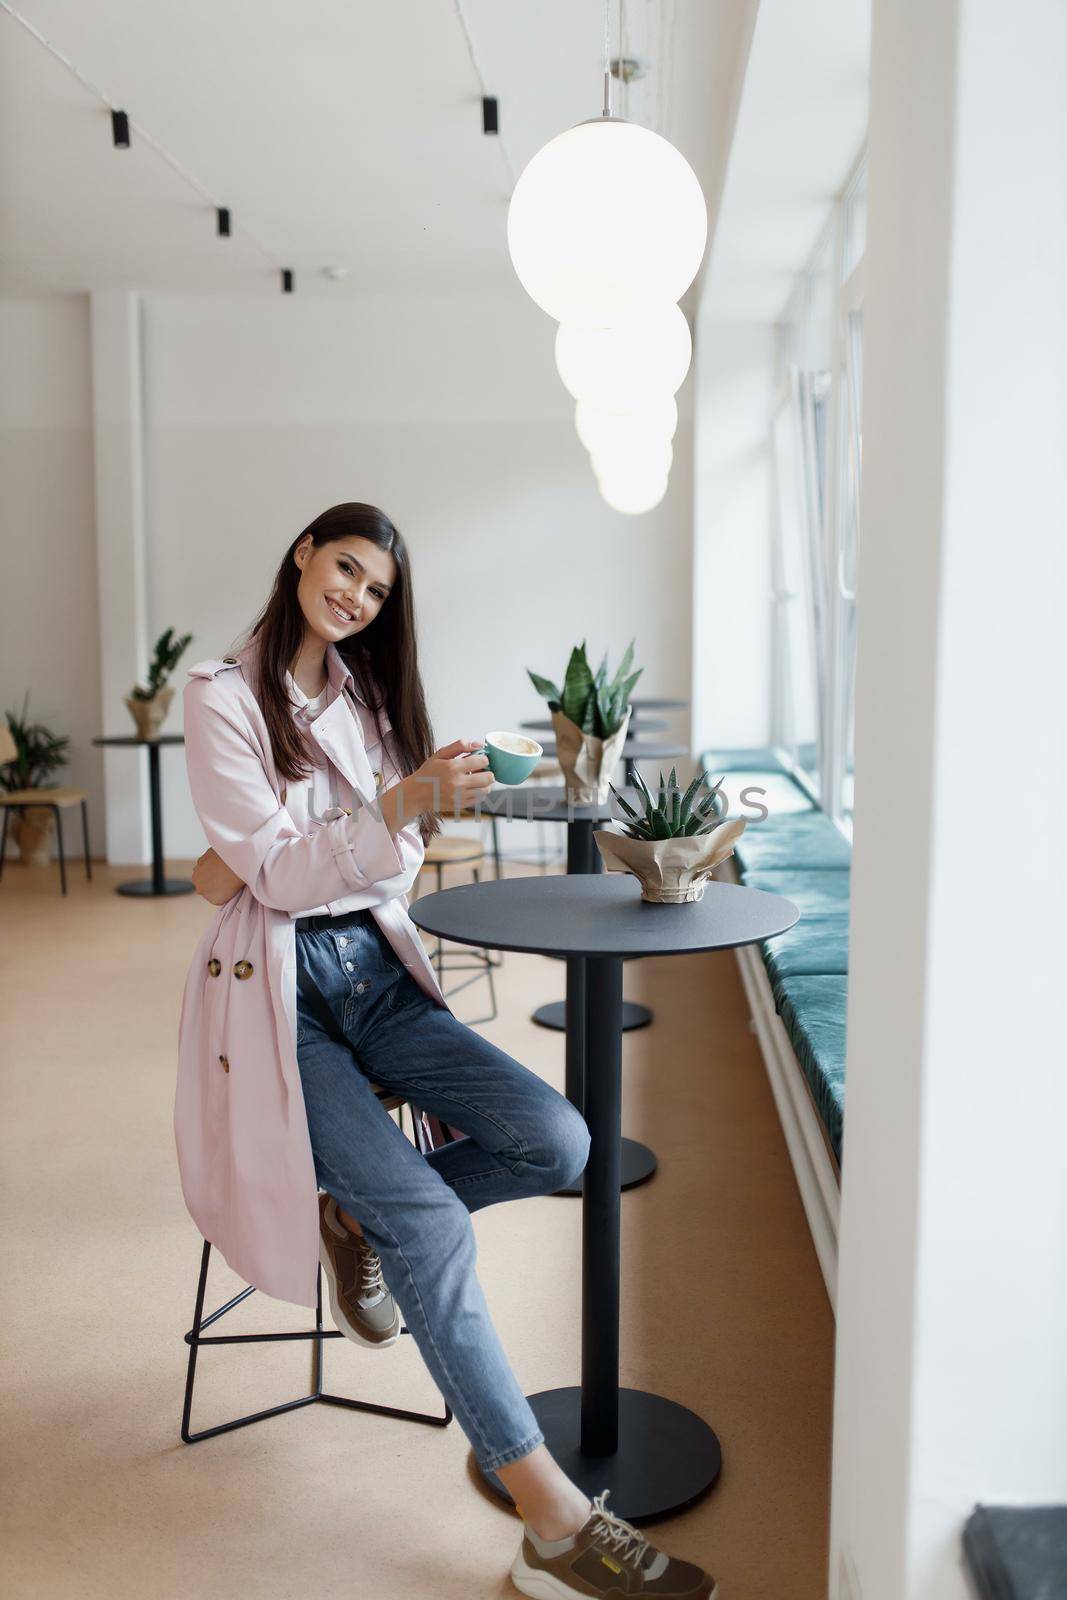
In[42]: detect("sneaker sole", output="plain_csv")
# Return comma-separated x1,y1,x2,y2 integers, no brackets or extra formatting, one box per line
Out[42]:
511,1548,718,1599
318,1231,401,1350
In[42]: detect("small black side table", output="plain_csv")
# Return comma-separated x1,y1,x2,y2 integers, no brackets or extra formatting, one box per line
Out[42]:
411,873,798,1521
536,737,687,790
520,715,670,735
479,785,655,1193
91,734,193,897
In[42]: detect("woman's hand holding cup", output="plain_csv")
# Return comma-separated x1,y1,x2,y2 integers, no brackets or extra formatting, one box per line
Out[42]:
379,739,493,831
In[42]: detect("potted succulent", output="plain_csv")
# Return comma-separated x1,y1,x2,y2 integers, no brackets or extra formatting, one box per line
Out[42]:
528,639,642,803
125,626,192,739
1,695,71,865
594,767,746,903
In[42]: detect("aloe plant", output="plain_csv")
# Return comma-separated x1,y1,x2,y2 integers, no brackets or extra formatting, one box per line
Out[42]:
609,767,726,840
131,626,193,700
527,639,642,739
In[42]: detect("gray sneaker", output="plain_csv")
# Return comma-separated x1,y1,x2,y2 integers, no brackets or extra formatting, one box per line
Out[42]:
318,1193,401,1348
511,1489,718,1598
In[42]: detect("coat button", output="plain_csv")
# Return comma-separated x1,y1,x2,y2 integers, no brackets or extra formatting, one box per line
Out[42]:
338,935,349,947
207,958,221,977
233,959,254,980
218,1054,230,1072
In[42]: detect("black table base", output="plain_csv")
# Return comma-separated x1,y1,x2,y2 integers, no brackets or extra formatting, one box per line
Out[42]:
553,1137,656,1196
117,877,195,897
480,1388,722,1523
533,998,653,1033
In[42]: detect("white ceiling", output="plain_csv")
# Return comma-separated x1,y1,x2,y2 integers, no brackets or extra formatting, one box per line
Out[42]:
0,0,755,300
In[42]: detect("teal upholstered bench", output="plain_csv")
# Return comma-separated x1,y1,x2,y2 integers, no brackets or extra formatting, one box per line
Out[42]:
735,812,852,877
743,869,851,920
774,977,847,1166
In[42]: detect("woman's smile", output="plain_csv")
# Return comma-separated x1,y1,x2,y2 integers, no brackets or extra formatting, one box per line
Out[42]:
324,595,357,625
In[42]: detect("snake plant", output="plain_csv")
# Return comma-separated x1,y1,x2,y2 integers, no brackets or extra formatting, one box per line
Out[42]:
609,767,726,840
527,639,642,740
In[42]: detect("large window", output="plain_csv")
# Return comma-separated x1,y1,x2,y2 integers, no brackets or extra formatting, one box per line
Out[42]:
770,154,866,832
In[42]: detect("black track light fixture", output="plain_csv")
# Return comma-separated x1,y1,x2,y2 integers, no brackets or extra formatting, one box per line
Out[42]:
482,96,498,135
111,109,130,148
281,269,294,294
217,207,231,237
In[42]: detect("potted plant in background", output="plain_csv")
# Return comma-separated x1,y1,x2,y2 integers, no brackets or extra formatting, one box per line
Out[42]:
528,639,642,803
594,767,746,902
125,626,192,739
1,695,71,865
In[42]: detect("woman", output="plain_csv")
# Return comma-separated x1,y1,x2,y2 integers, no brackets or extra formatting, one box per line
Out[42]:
175,503,717,1600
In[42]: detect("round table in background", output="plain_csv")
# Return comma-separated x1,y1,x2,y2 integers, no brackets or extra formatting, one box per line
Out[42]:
534,737,687,789
410,872,798,1522
478,784,655,1193
91,734,193,897
520,715,669,735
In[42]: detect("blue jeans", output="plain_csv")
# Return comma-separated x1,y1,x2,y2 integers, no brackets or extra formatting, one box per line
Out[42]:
294,908,591,1476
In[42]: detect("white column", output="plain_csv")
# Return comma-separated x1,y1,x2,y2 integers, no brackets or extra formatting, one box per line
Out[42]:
90,291,149,865
830,3,1067,1598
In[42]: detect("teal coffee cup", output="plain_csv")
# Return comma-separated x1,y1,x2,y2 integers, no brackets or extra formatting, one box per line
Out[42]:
476,730,543,785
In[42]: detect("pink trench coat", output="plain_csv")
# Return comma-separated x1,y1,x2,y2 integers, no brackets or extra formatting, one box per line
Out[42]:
174,639,453,1309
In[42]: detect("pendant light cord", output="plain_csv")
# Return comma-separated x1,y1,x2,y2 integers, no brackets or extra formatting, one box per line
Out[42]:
451,0,517,189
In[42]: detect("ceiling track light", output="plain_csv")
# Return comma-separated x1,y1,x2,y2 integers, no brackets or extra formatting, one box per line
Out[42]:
216,207,231,237
111,109,130,148
281,269,294,294
482,96,499,134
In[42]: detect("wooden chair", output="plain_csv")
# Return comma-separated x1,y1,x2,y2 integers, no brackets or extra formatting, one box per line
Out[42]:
416,835,498,1022
0,725,91,896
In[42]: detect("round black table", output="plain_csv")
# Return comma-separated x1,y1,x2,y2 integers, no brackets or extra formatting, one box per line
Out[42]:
410,873,798,1521
478,785,655,1193
629,696,688,712
91,734,193,897
535,738,687,789
520,715,669,735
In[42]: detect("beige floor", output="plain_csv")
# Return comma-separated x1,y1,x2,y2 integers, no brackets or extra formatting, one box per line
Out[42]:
0,853,833,1600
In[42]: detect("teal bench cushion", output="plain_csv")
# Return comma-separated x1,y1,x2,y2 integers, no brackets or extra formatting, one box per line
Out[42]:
775,975,848,1165
697,745,785,773
762,914,850,998
735,812,852,876
744,869,851,920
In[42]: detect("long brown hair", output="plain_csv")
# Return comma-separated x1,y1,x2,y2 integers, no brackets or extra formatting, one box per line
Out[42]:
235,503,441,844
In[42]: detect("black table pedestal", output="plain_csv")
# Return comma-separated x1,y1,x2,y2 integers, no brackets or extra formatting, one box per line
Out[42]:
481,956,720,1520
486,1388,721,1523
532,999,653,1034
93,737,193,897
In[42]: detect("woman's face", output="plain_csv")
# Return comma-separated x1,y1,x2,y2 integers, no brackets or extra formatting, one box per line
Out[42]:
294,534,398,643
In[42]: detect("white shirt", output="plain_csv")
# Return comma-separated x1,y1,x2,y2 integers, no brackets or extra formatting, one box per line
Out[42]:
285,667,417,921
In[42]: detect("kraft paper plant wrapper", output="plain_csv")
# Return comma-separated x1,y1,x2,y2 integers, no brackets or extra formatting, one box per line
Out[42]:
593,817,747,903
551,705,632,803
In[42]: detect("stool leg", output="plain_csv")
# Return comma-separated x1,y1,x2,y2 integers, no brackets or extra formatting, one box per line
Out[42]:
180,1239,213,1443
81,799,92,882
433,863,444,984
54,805,67,895
491,814,503,879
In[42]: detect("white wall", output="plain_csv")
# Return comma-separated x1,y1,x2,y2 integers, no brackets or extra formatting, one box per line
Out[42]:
830,3,1067,1598
691,319,775,754
0,296,105,856
144,289,695,860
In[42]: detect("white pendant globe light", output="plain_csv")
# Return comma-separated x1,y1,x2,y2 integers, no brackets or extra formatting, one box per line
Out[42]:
598,471,669,516
576,395,678,456
556,305,691,408
507,117,707,329
592,437,673,485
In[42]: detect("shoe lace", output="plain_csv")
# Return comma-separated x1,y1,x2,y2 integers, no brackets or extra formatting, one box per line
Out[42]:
587,1490,654,1573
356,1237,385,1295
